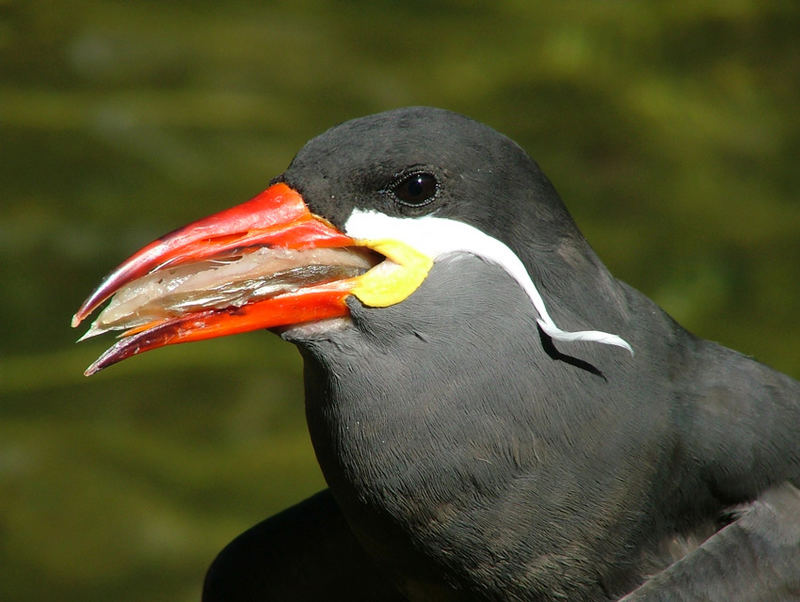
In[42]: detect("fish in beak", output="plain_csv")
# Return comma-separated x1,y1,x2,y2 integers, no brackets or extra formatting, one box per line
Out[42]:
72,182,432,375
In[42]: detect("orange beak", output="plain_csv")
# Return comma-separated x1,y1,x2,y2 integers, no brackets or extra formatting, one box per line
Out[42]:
72,183,377,375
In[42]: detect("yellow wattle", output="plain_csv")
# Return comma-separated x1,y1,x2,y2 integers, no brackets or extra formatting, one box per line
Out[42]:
350,239,434,307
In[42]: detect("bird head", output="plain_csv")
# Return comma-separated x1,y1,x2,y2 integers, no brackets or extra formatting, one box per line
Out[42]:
73,107,631,374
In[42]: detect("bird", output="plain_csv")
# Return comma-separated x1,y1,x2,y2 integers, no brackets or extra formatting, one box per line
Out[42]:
73,106,800,601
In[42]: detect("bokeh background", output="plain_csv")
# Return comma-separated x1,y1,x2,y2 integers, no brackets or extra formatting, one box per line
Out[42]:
2,2,799,600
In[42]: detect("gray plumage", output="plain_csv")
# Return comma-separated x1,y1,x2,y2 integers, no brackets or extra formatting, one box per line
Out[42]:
204,107,800,601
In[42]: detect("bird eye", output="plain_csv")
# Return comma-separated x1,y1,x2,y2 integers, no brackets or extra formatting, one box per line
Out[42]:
391,172,438,207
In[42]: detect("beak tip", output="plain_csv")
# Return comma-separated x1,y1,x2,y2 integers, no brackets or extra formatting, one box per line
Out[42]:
84,355,109,377
72,301,94,327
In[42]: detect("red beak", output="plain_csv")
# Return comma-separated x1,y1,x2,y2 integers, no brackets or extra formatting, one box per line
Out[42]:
73,183,376,375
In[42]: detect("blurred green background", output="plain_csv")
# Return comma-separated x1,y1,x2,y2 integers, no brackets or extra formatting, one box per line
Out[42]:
2,1,798,600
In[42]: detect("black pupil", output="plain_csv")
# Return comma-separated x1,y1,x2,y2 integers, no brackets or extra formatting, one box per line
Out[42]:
394,172,437,205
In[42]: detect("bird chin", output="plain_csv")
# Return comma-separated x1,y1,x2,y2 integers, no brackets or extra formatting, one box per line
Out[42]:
278,316,353,342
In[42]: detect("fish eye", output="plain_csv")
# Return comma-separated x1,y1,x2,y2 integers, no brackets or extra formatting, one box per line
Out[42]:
391,171,438,207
